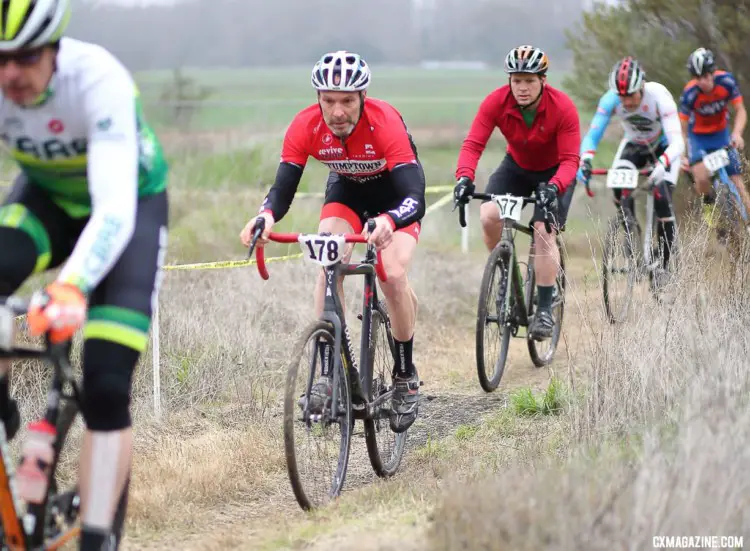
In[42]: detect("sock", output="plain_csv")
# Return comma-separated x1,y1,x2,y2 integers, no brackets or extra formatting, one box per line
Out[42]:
658,221,676,269
0,376,10,418
317,341,332,377
393,337,414,378
79,526,111,551
537,285,554,309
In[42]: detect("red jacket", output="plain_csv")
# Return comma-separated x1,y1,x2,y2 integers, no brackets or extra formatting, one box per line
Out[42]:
456,84,581,192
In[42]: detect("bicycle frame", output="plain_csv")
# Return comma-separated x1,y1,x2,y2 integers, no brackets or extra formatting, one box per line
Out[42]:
703,147,749,224
591,167,666,273
457,187,552,328
248,223,389,424
0,298,82,550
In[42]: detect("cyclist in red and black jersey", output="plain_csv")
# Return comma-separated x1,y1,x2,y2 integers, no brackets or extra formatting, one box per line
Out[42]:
240,51,425,433
454,45,581,340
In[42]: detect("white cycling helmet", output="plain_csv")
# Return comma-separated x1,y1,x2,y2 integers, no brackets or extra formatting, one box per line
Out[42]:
687,48,716,77
0,0,71,51
311,51,371,92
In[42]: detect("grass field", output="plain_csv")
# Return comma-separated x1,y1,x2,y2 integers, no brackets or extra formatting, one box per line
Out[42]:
5,66,740,551
135,66,578,133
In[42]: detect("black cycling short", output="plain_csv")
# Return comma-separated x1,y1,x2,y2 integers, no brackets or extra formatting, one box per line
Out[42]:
0,174,168,430
485,154,575,231
0,175,168,335
321,163,426,240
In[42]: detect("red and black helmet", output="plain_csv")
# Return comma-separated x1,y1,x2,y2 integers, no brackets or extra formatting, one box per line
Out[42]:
608,57,645,95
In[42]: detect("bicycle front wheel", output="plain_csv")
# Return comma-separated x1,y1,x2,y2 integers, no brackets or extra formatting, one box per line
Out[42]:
602,214,641,323
476,241,513,392
364,301,406,478
284,320,352,511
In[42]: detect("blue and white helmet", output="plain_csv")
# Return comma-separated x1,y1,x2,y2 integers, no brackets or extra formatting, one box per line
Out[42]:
311,51,371,92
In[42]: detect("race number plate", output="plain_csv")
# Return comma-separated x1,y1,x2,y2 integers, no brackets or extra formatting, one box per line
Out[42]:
703,148,730,174
0,306,13,351
492,194,523,221
299,234,346,267
606,169,639,189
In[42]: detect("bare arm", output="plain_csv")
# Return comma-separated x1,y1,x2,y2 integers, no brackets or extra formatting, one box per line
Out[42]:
680,117,691,169
732,101,747,140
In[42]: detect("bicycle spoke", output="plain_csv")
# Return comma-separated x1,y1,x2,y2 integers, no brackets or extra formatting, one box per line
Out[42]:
284,324,351,510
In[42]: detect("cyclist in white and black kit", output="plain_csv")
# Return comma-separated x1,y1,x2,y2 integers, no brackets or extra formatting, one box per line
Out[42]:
577,57,685,289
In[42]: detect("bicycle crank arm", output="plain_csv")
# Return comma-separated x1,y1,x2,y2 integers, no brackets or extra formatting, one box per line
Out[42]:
367,390,393,418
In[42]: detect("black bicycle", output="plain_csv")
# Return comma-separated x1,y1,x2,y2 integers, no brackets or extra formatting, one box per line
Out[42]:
0,297,127,550
456,184,566,393
248,219,407,511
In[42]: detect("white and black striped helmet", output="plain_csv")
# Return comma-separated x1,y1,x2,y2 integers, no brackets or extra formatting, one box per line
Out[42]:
608,57,645,95
504,45,549,75
311,51,371,92
687,48,716,77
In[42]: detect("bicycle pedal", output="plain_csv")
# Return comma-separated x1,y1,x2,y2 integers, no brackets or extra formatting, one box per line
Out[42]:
357,313,363,321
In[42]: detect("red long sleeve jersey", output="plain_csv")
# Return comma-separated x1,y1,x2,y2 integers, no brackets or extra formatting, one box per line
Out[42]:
456,84,581,192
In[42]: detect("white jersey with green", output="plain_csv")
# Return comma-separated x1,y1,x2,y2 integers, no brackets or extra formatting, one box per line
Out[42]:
0,37,168,292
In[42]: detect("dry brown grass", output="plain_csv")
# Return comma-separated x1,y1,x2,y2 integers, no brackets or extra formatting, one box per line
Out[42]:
7,135,735,550
427,226,750,550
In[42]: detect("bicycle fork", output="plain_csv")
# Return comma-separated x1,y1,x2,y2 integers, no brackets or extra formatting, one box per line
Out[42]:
496,232,529,329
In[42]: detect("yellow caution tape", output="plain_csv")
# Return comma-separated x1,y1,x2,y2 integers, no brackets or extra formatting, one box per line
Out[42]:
424,191,455,216
163,252,304,271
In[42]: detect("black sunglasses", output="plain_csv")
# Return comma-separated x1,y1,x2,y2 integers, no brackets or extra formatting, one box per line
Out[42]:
0,49,43,67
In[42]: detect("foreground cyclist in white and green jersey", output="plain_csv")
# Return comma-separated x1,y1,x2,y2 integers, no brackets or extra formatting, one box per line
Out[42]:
0,0,168,549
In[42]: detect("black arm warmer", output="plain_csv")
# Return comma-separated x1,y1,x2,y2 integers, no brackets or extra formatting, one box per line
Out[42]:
384,162,426,229
258,162,304,222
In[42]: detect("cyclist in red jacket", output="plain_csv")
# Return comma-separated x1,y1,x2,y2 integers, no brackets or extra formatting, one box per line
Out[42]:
240,51,425,433
454,45,580,340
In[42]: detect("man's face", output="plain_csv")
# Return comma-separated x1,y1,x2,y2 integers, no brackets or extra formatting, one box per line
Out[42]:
318,91,363,137
619,90,643,112
0,46,56,106
697,73,715,94
510,74,544,107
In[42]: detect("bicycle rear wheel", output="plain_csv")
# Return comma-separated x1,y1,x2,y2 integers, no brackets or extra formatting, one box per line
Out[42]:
475,241,514,392
602,213,642,323
527,235,566,366
364,301,406,478
284,320,352,511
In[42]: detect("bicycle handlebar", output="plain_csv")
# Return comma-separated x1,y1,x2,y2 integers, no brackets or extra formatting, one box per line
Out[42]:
247,218,387,282
455,183,553,233
590,168,652,176
589,167,660,198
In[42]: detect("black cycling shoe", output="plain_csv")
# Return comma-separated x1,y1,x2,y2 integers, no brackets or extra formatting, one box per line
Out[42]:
390,367,420,434
529,307,555,341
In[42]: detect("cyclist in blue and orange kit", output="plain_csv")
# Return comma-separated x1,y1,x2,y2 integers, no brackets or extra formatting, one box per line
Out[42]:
679,47,750,224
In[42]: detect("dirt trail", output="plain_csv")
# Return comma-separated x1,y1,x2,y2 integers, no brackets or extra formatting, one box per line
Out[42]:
120,248,599,551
